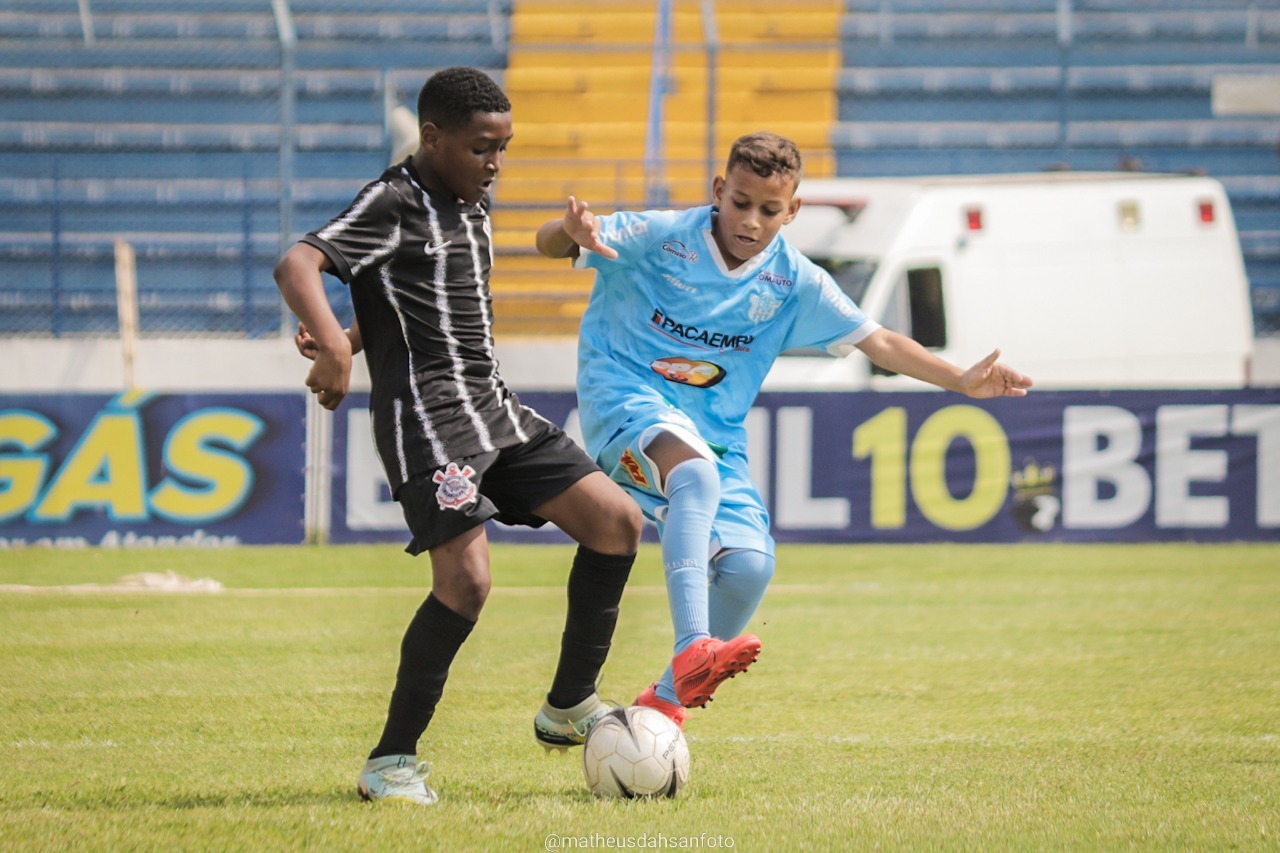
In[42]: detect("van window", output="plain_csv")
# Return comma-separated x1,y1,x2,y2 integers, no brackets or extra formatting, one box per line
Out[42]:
812,258,876,304
907,267,946,349
780,257,878,358
872,266,947,376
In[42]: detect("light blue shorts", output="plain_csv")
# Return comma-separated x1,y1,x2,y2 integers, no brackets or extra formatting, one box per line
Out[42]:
596,405,774,556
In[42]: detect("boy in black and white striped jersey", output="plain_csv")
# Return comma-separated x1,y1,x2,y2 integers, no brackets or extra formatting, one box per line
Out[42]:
274,66,643,806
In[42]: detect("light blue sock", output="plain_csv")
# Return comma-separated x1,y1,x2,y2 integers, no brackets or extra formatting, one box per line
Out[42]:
655,548,775,706
661,457,719,657
708,548,774,639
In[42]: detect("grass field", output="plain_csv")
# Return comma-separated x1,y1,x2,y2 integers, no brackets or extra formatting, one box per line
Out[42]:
2,542,1278,851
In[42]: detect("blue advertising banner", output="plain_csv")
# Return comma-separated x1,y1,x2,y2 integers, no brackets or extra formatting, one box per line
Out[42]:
329,389,1280,544
0,391,305,547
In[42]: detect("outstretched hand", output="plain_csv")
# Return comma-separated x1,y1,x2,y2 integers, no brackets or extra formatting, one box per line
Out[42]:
958,349,1034,398
562,195,618,260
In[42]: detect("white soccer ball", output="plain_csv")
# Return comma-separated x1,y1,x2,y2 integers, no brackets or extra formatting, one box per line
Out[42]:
582,706,690,799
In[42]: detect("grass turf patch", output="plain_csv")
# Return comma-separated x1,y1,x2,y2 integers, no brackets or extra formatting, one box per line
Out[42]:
1,543,1278,850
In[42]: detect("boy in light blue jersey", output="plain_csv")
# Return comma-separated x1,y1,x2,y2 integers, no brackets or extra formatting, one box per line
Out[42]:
537,132,1032,726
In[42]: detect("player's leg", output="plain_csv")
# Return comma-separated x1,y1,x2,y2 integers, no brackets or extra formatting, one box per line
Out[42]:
640,465,771,719
707,548,775,640
643,430,760,709
647,429,717,654
637,550,770,727
359,525,491,805
638,551,770,724
531,470,642,750
359,457,502,805
480,425,642,750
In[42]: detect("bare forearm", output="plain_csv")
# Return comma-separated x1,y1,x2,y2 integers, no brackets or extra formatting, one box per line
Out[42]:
536,219,579,259
856,328,1033,399
858,329,964,392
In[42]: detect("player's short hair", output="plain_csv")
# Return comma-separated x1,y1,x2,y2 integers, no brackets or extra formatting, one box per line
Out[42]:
725,132,803,188
417,67,511,131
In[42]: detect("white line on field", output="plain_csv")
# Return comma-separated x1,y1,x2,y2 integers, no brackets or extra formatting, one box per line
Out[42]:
0,583,859,596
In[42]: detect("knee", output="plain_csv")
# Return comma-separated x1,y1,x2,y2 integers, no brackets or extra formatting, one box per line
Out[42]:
435,571,490,617
715,549,775,599
665,456,719,504
599,494,643,555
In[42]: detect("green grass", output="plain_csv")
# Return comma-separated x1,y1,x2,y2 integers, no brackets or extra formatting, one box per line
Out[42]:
2,543,1278,851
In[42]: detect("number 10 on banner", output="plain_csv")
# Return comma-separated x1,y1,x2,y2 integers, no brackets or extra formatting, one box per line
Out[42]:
853,406,1012,531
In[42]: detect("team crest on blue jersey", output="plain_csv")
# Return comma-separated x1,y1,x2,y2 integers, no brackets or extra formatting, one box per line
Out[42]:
432,462,479,510
661,240,698,263
650,357,727,388
748,292,782,324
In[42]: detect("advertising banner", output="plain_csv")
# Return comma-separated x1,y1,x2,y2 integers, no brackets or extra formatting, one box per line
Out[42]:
0,391,305,547
330,389,1279,544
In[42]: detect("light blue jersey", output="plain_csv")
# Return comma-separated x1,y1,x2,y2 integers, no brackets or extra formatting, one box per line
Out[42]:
575,204,879,552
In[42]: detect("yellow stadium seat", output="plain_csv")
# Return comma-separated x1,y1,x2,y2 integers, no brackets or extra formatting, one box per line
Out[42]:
497,0,839,336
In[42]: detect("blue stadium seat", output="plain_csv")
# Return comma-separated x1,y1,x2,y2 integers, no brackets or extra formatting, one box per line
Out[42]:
845,0,1057,12
836,1,1279,334
0,4,506,334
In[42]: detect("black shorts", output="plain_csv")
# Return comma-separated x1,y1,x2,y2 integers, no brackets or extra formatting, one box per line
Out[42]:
397,424,602,555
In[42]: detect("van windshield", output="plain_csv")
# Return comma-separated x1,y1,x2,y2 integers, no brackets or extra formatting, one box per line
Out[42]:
812,258,876,305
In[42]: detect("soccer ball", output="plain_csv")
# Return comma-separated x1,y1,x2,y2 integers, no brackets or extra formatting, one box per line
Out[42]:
582,706,690,799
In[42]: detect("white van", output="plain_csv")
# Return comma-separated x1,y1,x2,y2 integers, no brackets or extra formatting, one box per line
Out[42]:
766,172,1256,390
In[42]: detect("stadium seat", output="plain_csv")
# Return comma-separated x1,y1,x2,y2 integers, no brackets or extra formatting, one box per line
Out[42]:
0,1,506,336
834,0,1279,334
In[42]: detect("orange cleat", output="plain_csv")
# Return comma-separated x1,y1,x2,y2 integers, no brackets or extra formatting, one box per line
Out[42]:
670,634,761,708
635,682,689,729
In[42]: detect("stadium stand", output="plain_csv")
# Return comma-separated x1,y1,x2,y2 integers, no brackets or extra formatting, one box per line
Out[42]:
493,0,840,335
835,0,1280,332
0,0,1276,337
0,0,511,336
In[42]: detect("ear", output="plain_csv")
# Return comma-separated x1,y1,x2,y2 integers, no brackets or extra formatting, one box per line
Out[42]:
783,195,802,225
419,121,441,152
711,174,725,205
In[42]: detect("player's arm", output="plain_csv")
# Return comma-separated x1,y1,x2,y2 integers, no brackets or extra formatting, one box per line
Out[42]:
854,327,1033,398
536,195,618,260
273,242,353,411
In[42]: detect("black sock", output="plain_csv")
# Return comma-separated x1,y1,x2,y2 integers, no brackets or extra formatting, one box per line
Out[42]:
546,546,635,709
369,592,475,760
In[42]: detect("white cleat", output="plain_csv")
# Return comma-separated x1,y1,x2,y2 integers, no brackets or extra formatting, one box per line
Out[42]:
357,754,438,806
533,692,616,753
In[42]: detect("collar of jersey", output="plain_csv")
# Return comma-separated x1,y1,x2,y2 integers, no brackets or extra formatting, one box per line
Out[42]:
400,158,483,209
700,206,778,280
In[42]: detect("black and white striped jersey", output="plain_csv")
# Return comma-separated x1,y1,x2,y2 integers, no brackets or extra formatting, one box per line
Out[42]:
302,158,548,494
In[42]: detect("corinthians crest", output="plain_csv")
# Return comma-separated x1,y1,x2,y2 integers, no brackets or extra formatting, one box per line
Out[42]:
433,462,478,510
748,291,782,324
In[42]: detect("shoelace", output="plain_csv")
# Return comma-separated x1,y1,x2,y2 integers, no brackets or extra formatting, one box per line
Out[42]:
381,761,430,786
572,700,622,737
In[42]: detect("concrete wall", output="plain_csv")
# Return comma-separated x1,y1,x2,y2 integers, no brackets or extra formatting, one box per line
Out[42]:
1,336,1277,394
0,336,579,393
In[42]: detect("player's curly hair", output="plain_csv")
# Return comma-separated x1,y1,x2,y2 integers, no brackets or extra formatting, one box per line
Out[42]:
417,66,511,130
725,132,803,186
